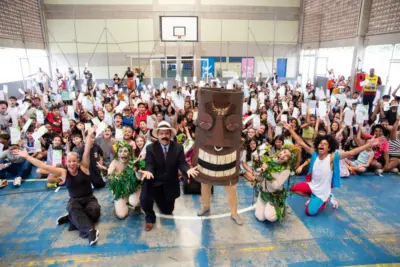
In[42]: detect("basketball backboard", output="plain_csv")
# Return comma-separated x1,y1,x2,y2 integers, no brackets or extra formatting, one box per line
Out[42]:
160,16,198,42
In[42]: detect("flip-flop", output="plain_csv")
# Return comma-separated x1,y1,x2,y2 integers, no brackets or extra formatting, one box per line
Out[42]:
197,208,210,216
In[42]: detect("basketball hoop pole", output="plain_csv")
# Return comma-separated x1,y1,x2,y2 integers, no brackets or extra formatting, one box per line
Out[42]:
176,35,183,80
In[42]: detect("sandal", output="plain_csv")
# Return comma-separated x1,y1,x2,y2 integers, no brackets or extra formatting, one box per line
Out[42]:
0,179,8,189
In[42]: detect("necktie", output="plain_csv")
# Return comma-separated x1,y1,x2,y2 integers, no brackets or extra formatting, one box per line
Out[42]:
163,146,168,161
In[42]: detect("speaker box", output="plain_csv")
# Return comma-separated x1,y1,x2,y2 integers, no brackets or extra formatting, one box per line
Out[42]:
355,72,366,92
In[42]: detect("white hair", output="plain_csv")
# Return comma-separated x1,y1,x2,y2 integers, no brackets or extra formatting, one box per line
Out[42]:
66,152,80,161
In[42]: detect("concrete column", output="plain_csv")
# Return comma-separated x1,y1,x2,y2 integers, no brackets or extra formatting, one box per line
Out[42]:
194,0,202,78
295,0,305,77
152,0,162,79
351,0,372,91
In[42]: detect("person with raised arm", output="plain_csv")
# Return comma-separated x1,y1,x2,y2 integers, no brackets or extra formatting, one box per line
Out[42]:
281,121,386,216
13,126,101,246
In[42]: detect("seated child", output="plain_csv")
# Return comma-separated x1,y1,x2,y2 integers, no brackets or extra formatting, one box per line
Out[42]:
37,134,66,188
345,146,374,174
0,142,33,187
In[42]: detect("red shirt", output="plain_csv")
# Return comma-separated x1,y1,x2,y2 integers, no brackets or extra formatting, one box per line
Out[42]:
134,109,151,128
362,133,389,159
47,112,62,134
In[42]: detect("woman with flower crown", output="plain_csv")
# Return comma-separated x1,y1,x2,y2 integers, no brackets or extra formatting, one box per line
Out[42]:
105,141,145,219
246,144,300,222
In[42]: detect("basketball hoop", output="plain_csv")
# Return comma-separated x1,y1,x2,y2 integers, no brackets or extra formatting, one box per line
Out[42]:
177,35,184,42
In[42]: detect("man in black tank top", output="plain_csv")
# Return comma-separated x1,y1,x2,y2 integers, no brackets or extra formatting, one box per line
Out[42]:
122,67,134,90
14,127,101,246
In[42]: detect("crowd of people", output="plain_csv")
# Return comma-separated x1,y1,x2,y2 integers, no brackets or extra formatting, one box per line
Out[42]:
0,65,399,245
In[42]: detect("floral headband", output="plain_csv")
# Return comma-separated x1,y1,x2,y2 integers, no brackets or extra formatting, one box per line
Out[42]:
112,141,133,156
279,144,301,168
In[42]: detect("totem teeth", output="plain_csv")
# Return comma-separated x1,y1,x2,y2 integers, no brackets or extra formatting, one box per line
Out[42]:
198,165,236,177
198,149,237,177
198,149,236,165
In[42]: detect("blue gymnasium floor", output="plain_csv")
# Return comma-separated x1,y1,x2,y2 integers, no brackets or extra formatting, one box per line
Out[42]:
0,167,399,267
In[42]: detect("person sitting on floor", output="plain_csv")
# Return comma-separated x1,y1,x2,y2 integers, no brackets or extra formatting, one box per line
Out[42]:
13,126,101,246
67,132,105,189
37,134,66,188
0,138,33,188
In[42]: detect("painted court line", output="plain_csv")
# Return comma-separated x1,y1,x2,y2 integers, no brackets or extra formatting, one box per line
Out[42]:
155,205,256,220
6,179,45,182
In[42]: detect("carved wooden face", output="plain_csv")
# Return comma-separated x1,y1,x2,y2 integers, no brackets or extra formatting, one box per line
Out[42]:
193,88,243,184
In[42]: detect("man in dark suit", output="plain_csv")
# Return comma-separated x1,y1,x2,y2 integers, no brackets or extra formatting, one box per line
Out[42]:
139,121,199,231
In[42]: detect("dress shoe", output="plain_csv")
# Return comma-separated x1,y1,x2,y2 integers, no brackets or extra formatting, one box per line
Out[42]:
145,223,154,231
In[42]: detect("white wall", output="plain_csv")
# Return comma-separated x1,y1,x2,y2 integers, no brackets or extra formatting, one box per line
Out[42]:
201,19,298,44
46,0,300,6
159,0,195,4
200,0,300,7
45,0,152,4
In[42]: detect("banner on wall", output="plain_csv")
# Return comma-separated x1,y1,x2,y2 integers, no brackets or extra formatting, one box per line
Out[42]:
201,58,214,78
241,58,254,78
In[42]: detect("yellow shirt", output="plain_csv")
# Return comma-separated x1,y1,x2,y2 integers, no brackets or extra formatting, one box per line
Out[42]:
302,126,314,140
363,75,379,93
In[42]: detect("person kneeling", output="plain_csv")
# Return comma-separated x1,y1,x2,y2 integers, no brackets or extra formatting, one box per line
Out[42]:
13,127,101,246
250,145,300,222
283,122,385,216
103,141,143,219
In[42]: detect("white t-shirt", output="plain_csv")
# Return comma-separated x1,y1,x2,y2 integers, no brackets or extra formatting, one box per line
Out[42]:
308,154,333,201
240,150,259,170
7,106,18,118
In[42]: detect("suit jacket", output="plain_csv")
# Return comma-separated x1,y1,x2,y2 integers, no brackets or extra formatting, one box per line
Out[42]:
143,141,190,201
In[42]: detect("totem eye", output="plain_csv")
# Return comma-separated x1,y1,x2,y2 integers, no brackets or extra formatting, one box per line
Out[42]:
198,113,214,131
225,114,241,132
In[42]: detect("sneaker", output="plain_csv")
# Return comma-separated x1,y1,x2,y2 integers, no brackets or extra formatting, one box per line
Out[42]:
231,214,243,226
375,169,383,177
13,177,22,187
329,193,339,209
57,213,70,225
88,229,99,246
390,168,399,173
0,179,8,189
46,182,58,189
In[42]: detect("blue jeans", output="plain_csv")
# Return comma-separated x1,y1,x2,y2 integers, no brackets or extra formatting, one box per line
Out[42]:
363,94,375,115
0,160,33,180
137,82,143,93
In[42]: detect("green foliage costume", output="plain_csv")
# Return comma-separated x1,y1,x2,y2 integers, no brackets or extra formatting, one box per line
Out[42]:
256,144,299,221
108,141,145,200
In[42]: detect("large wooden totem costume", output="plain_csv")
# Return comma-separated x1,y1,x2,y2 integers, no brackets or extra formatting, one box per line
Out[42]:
193,87,244,186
